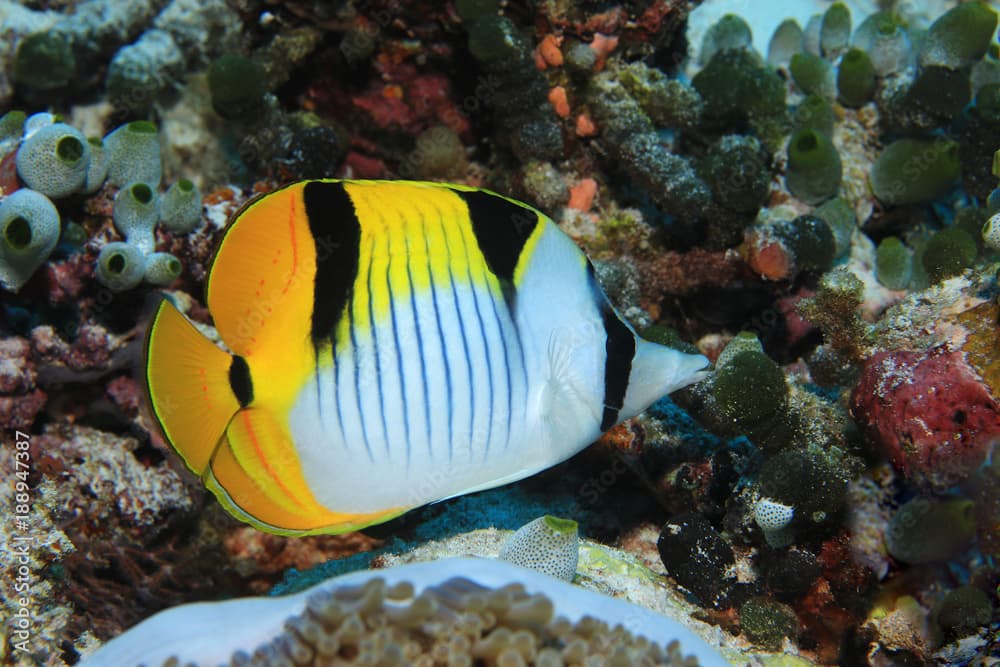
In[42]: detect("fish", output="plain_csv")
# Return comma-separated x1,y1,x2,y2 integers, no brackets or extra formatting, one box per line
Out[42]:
144,180,708,535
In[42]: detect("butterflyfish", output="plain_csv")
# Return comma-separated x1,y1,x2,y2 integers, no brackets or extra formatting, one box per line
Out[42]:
144,180,709,535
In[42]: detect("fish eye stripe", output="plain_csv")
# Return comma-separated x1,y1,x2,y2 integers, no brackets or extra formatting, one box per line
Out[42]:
587,263,636,432
302,181,361,349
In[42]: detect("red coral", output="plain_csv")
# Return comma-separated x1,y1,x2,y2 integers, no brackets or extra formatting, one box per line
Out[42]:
0,389,46,430
107,375,142,416
0,149,18,196
850,347,1000,489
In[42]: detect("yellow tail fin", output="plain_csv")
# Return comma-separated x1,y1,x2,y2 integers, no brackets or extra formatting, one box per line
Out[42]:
144,298,240,474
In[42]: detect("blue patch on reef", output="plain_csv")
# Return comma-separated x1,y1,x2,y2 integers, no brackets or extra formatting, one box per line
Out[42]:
648,396,725,454
271,480,584,595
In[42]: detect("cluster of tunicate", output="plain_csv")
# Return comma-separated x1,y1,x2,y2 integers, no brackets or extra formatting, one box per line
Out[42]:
9,0,241,112
0,113,201,293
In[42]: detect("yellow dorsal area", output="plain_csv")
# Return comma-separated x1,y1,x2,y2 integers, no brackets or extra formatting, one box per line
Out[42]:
342,181,499,331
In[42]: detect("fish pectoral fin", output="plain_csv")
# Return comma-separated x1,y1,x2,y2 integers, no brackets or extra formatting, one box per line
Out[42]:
208,407,399,535
539,327,601,433
144,297,238,475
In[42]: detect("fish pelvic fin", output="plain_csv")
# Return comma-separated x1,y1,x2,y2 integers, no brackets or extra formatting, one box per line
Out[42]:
144,297,242,475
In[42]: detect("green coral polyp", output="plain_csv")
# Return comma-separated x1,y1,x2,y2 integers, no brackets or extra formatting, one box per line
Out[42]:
785,129,841,205
875,237,912,290
869,138,961,206
837,48,876,108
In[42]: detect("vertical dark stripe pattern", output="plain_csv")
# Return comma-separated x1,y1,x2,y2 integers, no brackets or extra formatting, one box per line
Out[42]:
302,181,361,348
455,190,538,285
589,265,636,431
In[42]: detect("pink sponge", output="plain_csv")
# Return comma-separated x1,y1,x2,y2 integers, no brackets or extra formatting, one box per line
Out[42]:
850,346,1000,489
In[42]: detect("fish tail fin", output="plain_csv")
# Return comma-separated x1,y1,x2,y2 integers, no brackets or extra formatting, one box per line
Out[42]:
144,297,241,474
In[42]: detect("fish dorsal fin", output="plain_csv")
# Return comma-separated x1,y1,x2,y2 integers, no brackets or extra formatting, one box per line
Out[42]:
206,183,315,357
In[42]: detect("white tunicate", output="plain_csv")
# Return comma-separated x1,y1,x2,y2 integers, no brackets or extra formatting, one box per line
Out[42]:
160,179,202,233
802,13,823,56
0,188,60,292
754,498,795,548
715,332,764,371
767,19,804,67
81,138,109,194
22,112,56,139
982,212,1000,250
819,2,851,59
16,122,91,198
499,516,579,582
96,241,146,292
700,13,753,65
144,252,183,286
112,181,160,254
853,13,914,77
103,121,163,187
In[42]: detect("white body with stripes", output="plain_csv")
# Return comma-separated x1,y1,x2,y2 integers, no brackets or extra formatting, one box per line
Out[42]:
290,220,709,513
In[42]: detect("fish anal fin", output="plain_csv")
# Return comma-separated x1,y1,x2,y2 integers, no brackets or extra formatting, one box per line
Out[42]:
144,298,237,475
210,408,400,535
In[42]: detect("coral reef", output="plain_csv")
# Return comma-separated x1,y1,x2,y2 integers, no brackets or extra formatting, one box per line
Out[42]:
3,0,1000,665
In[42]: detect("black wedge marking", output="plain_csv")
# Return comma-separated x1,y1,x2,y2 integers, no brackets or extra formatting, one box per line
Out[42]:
457,190,539,284
589,265,636,432
229,355,253,408
303,181,361,347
